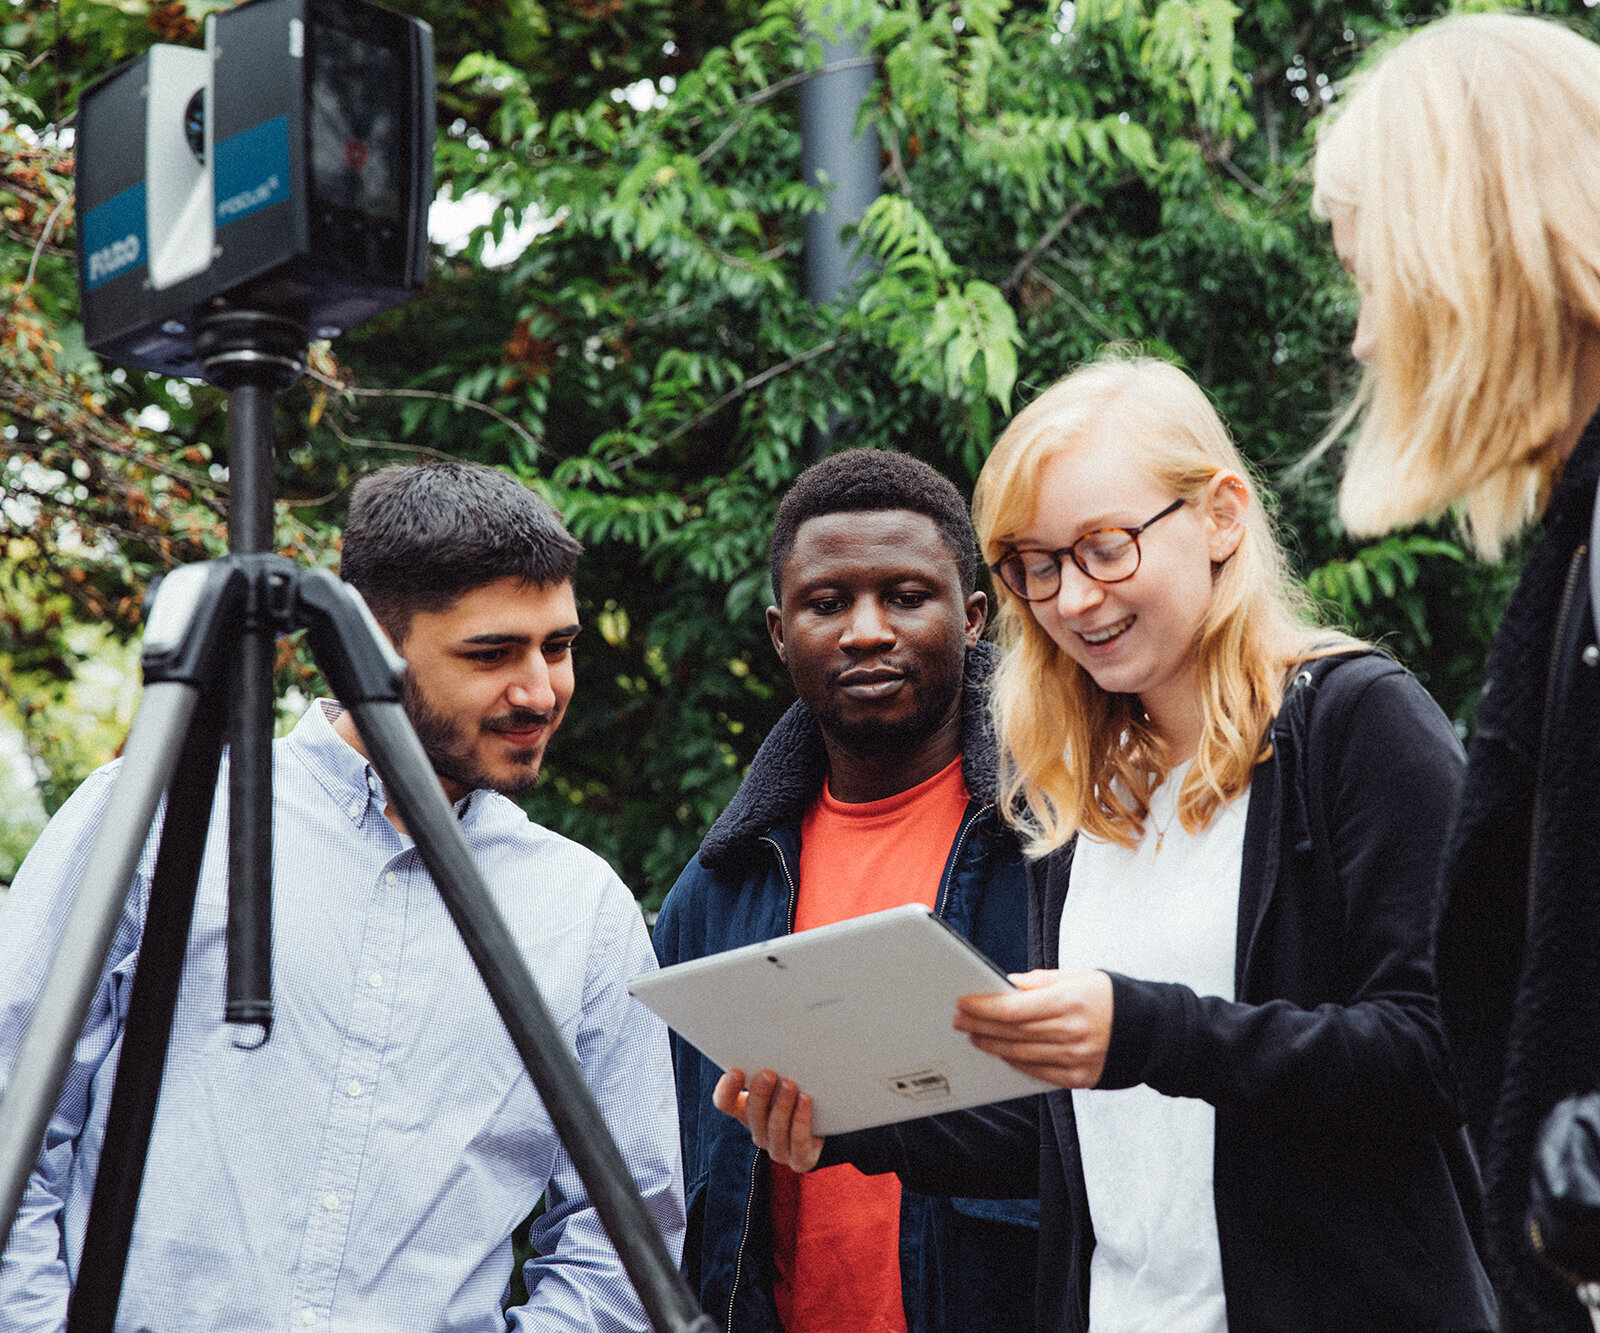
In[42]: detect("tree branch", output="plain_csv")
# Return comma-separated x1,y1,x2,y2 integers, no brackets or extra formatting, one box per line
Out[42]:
0,378,225,509
655,337,843,450
322,418,460,462
303,369,544,459
24,195,70,291
691,56,878,166
1003,201,1089,296
882,128,913,195
684,56,877,130
1213,151,1274,202
0,219,70,257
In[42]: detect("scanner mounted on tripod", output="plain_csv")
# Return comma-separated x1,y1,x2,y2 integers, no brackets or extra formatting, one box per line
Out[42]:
0,7,712,1328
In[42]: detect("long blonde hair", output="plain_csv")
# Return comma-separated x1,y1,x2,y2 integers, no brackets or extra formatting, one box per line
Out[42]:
974,354,1357,856
1313,13,1600,559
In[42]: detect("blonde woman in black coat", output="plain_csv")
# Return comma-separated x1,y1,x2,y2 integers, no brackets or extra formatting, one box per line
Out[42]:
1314,16,1600,1332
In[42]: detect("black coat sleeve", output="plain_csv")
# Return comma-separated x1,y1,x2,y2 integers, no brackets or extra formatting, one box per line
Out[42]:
1096,665,1466,1133
817,1094,1043,1199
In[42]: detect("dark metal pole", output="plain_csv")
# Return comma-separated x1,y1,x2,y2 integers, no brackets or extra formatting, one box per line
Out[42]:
67,700,229,1333
800,33,881,305
799,29,881,461
198,309,306,1035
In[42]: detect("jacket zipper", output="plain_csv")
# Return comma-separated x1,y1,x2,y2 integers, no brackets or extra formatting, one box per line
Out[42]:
726,1150,762,1333
771,835,800,934
724,835,800,1330
726,811,985,1324
934,802,991,919
1528,543,1588,911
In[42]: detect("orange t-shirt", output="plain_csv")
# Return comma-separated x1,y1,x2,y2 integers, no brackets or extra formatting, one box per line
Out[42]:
769,756,971,1333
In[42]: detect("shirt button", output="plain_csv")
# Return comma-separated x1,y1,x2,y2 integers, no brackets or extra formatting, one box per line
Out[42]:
347,799,363,818
384,871,398,887
323,1192,341,1211
1584,644,1600,668
346,1079,363,1098
301,1311,317,1326
368,971,383,989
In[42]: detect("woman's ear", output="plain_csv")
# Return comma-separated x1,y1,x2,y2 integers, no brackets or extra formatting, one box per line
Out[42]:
1204,471,1249,563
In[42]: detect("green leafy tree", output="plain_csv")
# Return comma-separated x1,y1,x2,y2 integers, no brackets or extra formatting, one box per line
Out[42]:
8,0,1588,901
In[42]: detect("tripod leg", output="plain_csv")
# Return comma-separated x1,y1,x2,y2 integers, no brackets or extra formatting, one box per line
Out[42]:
349,699,713,1333
222,376,278,1035
225,597,276,1034
64,695,227,1333
0,683,201,1252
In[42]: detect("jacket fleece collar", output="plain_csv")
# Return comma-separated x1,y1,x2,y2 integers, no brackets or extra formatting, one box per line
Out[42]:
696,639,1002,873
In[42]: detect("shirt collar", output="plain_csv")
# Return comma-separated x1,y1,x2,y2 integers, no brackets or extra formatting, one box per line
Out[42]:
289,700,483,828
289,700,386,829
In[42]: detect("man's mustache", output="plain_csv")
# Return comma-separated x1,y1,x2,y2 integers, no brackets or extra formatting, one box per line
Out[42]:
482,708,558,733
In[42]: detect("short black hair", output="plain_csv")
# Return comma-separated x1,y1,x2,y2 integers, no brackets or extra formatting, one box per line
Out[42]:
340,462,581,642
769,449,978,601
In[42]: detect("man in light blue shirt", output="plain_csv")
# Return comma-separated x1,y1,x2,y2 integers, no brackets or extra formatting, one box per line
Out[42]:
0,462,684,1332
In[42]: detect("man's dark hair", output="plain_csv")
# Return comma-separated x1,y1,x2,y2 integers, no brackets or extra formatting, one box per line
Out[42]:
769,449,978,601
341,462,582,641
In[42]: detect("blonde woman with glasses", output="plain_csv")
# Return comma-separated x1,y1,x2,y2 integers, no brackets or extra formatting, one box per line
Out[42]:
1314,14,1600,1331
717,352,1494,1332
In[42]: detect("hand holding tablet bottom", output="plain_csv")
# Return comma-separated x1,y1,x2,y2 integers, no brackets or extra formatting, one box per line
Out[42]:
713,1067,824,1173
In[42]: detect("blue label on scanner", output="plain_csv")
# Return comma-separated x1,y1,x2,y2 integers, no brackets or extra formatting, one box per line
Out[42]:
80,114,289,295
214,114,291,227
80,182,147,292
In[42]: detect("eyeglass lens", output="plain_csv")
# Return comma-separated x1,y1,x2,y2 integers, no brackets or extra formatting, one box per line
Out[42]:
999,533,1138,600
993,498,1184,602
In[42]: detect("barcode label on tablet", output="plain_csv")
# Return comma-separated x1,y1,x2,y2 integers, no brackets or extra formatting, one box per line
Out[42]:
882,1065,953,1101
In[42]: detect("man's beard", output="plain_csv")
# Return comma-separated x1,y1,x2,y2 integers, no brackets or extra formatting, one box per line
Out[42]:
402,674,553,798
812,662,960,758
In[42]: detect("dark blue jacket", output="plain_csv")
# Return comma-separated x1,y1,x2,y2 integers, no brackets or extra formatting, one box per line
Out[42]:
824,651,1496,1333
653,642,1040,1333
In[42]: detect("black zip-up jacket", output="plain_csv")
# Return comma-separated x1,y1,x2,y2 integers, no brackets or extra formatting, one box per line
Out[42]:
653,642,1040,1333
1436,410,1600,1332
825,651,1497,1332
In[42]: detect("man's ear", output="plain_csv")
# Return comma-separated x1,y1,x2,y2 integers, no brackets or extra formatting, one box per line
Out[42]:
964,591,987,648
766,605,786,665
1204,471,1249,564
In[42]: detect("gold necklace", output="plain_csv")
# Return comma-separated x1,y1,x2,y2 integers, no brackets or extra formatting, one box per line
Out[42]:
1147,803,1177,856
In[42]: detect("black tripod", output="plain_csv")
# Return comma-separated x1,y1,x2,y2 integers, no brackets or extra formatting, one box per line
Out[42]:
0,308,712,1333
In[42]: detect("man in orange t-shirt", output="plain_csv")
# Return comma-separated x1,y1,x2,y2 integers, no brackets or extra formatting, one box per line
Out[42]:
654,449,1039,1333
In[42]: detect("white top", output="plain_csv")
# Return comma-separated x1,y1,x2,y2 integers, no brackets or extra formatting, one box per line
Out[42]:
1058,762,1248,1333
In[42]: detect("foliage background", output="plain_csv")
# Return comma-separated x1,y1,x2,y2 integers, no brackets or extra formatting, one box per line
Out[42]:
3,0,1584,902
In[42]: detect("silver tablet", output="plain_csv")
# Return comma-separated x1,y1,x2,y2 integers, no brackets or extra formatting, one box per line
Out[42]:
630,903,1051,1134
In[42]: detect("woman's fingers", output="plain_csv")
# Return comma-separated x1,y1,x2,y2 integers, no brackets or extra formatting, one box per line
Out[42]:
957,970,1071,1022
955,969,1114,1089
